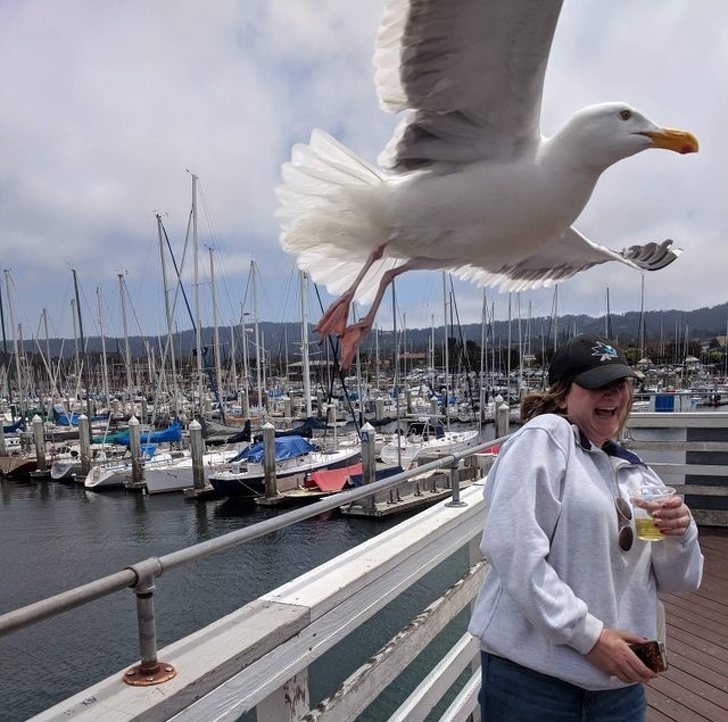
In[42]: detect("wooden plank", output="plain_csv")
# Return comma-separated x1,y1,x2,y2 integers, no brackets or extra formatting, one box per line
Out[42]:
648,673,728,721
301,565,485,722
692,510,728,526
673,485,728,497
626,441,728,452
648,464,728,478
627,413,728,430
648,528,728,722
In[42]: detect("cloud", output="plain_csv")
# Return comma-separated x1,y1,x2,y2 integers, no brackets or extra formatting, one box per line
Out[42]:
0,0,725,343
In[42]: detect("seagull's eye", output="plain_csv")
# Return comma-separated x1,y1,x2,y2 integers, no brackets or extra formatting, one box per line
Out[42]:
619,109,632,121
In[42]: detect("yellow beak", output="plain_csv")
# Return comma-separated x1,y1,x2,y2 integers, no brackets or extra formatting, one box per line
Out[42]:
644,128,699,155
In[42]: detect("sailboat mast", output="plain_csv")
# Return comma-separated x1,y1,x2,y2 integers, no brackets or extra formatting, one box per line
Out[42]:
240,303,250,417
118,273,133,413
96,287,110,411
71,269,92,419
209,247,224,422
251,260,263,410
442,272,449,427
0,272,7,357
4,270,24,418
156,214,180,417
605,286,612,338
190,173,204,416
299,270,312,417
639,274,646,363
41,307,53,403
506,293,513,406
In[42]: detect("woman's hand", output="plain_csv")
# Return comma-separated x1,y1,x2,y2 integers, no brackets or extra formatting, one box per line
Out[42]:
652,495,692,537
585,628,657,683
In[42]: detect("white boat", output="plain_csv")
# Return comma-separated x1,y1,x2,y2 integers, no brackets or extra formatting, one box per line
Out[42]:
378,417,479,468
83,447,191,490
50,452,83,481
49,444,121,481
143,447,243,494
207,436,361,499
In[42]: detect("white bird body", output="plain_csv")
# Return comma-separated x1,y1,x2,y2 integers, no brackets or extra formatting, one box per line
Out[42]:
276,0,698,367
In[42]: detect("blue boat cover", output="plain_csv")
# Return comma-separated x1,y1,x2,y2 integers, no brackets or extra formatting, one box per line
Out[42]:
92,419,182,446
228,435,316,464
252,416,327,444
52,404,109,426
3,419,25,433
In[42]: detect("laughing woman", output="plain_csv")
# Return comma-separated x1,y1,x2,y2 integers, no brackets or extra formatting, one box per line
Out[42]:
468,333,703,722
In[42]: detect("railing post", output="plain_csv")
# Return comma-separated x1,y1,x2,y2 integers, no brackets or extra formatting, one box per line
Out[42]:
256,669,310,721
0,419,5,454
123,557,176,686
446,455,467,508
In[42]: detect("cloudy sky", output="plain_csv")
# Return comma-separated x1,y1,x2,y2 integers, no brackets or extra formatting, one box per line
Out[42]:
1,0,726,345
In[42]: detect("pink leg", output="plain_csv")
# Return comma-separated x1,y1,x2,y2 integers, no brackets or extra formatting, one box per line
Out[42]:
315,244,386,337
338,261,416,369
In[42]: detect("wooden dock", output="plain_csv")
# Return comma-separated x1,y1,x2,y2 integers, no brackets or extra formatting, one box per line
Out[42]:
647,526,728,722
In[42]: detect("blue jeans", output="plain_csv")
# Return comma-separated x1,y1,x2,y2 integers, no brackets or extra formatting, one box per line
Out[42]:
479,652,646,722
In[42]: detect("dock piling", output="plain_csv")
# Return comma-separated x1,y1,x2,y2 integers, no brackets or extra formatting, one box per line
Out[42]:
128,416,144,489
189,419,205,490
78,415,92,477
495,395,510,438
32,415,46,472
262,423,279,500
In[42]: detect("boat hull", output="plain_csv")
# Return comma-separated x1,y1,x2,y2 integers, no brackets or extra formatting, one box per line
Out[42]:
208,447,361,499
379,428,479,467
144,449,238,494
0,455,38,478
84,449,191,490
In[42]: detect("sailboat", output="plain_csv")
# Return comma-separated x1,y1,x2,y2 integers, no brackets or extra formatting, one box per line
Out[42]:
207,435,361,499
378,415,478,468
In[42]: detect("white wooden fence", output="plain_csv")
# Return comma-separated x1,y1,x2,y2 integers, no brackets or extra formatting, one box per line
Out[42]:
623,411,728,526
29,483,488,722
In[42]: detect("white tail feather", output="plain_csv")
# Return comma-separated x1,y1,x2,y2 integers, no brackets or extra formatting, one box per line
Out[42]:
276,129,390,293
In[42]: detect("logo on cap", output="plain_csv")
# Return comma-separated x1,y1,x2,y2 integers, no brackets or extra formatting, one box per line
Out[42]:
593,342,619,363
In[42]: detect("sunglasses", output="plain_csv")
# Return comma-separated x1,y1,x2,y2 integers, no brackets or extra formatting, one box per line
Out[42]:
615,496,634,551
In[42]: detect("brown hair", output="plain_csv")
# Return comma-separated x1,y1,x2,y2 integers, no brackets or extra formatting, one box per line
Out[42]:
520,379,634,438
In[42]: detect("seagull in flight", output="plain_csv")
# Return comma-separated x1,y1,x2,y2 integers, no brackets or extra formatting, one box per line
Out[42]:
276,0,698,368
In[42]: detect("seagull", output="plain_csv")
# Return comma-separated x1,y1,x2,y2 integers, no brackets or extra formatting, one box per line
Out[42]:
276,0,698,368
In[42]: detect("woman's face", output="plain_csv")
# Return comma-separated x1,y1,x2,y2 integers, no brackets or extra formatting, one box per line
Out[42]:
557,378,632,447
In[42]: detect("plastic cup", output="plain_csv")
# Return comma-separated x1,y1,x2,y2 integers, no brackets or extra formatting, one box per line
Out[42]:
630,486,676,541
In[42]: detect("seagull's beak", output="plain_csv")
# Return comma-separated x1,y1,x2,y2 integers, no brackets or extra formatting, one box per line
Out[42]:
642,128,699,155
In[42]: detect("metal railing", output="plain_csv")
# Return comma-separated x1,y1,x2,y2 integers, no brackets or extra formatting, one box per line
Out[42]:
1,436,505,693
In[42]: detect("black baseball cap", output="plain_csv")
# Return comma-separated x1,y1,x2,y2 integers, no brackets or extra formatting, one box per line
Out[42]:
548,334,640,390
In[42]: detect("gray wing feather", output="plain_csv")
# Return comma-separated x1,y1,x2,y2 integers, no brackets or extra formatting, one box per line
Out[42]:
374,0,565,170
448,230,682,292
620,240,681,271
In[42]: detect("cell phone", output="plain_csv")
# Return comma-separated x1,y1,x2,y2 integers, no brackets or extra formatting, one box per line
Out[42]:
629,640,668,672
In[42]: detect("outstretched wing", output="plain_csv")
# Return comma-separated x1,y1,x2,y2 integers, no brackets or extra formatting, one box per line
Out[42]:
374,0,565,170
450,229,682,292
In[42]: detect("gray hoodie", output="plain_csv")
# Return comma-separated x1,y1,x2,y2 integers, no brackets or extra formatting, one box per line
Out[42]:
468,413,703,690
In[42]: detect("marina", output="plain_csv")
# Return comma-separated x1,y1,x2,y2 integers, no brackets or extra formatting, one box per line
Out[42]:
1,412,727,721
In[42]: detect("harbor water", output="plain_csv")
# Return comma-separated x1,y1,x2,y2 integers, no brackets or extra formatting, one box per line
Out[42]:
0,425,496,721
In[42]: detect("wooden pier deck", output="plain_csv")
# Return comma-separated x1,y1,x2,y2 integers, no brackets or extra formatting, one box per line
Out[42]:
647,526,728,722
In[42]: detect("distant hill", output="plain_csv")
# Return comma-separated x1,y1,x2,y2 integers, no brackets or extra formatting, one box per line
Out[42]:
6,302,727,361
